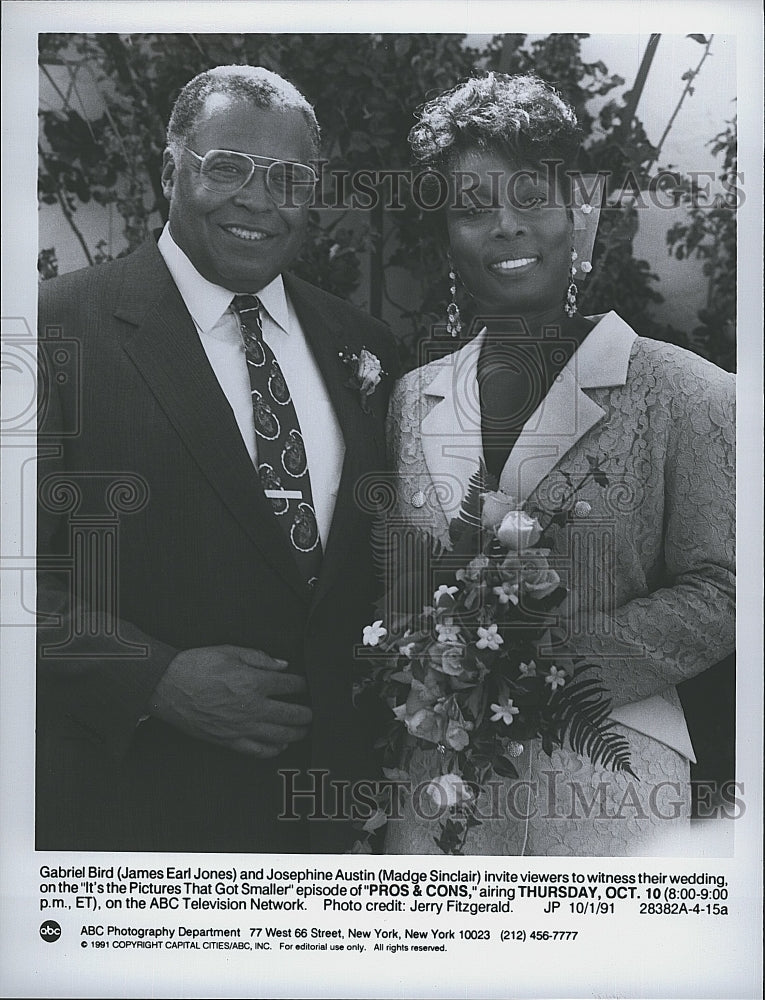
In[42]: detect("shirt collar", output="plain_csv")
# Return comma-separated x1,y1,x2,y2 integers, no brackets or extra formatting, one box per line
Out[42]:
253,274,290,335
158,224,290,335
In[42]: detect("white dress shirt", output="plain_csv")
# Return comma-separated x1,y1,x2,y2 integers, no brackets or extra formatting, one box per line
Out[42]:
158,225,345,546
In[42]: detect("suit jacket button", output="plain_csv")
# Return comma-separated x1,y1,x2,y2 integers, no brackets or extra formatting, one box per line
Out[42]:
410,490,426,508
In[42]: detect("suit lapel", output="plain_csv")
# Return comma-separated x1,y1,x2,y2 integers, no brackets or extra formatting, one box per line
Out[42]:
114,241,308,601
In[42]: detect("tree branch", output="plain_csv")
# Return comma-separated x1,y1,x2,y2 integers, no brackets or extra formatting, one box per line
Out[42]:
651,35,714,167
54,187,93,267
39,62,71,110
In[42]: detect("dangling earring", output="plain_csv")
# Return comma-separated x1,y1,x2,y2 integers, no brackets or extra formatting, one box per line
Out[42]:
446,259,462,337
565,248,578,318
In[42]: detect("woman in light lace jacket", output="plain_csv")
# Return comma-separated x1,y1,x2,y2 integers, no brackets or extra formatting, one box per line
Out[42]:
384,74,735,856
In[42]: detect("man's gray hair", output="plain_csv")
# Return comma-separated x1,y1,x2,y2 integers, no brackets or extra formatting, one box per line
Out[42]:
166,65,320,160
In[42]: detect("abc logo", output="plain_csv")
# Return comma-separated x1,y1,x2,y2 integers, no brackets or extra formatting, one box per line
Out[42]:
40,920,62,943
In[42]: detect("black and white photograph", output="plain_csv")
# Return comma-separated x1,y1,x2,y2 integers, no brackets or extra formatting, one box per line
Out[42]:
1,2,762,997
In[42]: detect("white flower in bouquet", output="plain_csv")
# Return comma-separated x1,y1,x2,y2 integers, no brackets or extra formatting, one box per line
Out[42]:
352,459,635,855
545,665,567,691
433,584,459,606
362,619,387,646
476,624,504,651
493,581,520,605
435,620,461,644
490,698,520,725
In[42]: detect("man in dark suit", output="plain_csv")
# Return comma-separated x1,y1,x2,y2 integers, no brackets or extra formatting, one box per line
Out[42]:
36,66,396,853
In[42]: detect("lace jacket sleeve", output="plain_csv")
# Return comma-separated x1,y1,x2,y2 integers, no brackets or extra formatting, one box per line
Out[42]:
553,350,736,708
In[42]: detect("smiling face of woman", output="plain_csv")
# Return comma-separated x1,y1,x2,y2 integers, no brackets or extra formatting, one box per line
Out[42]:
445,147,573,317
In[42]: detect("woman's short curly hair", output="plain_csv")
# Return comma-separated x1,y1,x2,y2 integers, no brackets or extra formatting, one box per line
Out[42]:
409,72,581,172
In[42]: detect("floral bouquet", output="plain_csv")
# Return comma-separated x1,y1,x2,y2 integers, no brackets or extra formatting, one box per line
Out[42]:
356,462,634,855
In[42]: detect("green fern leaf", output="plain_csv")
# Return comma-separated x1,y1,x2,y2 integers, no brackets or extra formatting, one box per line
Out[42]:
449,459,492,544
545,666,637,777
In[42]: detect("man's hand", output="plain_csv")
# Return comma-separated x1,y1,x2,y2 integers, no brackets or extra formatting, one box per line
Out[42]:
148,645,311,757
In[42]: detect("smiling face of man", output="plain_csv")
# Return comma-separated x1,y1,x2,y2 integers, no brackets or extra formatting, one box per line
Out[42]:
161,99,313,292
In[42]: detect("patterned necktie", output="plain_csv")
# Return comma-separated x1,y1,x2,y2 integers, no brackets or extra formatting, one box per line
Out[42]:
233,294,322,587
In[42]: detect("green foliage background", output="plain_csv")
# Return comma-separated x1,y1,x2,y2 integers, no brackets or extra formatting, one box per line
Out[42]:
38,33,736,371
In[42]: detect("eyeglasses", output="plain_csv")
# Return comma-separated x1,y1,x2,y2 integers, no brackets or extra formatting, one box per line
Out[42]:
184,147,318,206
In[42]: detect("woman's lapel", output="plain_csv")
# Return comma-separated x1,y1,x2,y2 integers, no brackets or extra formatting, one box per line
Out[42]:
498,370,607,505
500,312,636,503
419,313,637,518
420,332,486,523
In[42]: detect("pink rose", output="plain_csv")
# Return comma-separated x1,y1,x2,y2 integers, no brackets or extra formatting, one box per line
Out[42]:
445,719,471,751
496,510,542,549
404,673,444,715
424,773,474,809
455,554,490,585
428,642,467,677
481,489,517,528
405,708,444,744
501,549,561,600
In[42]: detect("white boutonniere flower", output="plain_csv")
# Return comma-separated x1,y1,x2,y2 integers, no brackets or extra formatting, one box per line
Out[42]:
338,346,386,412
